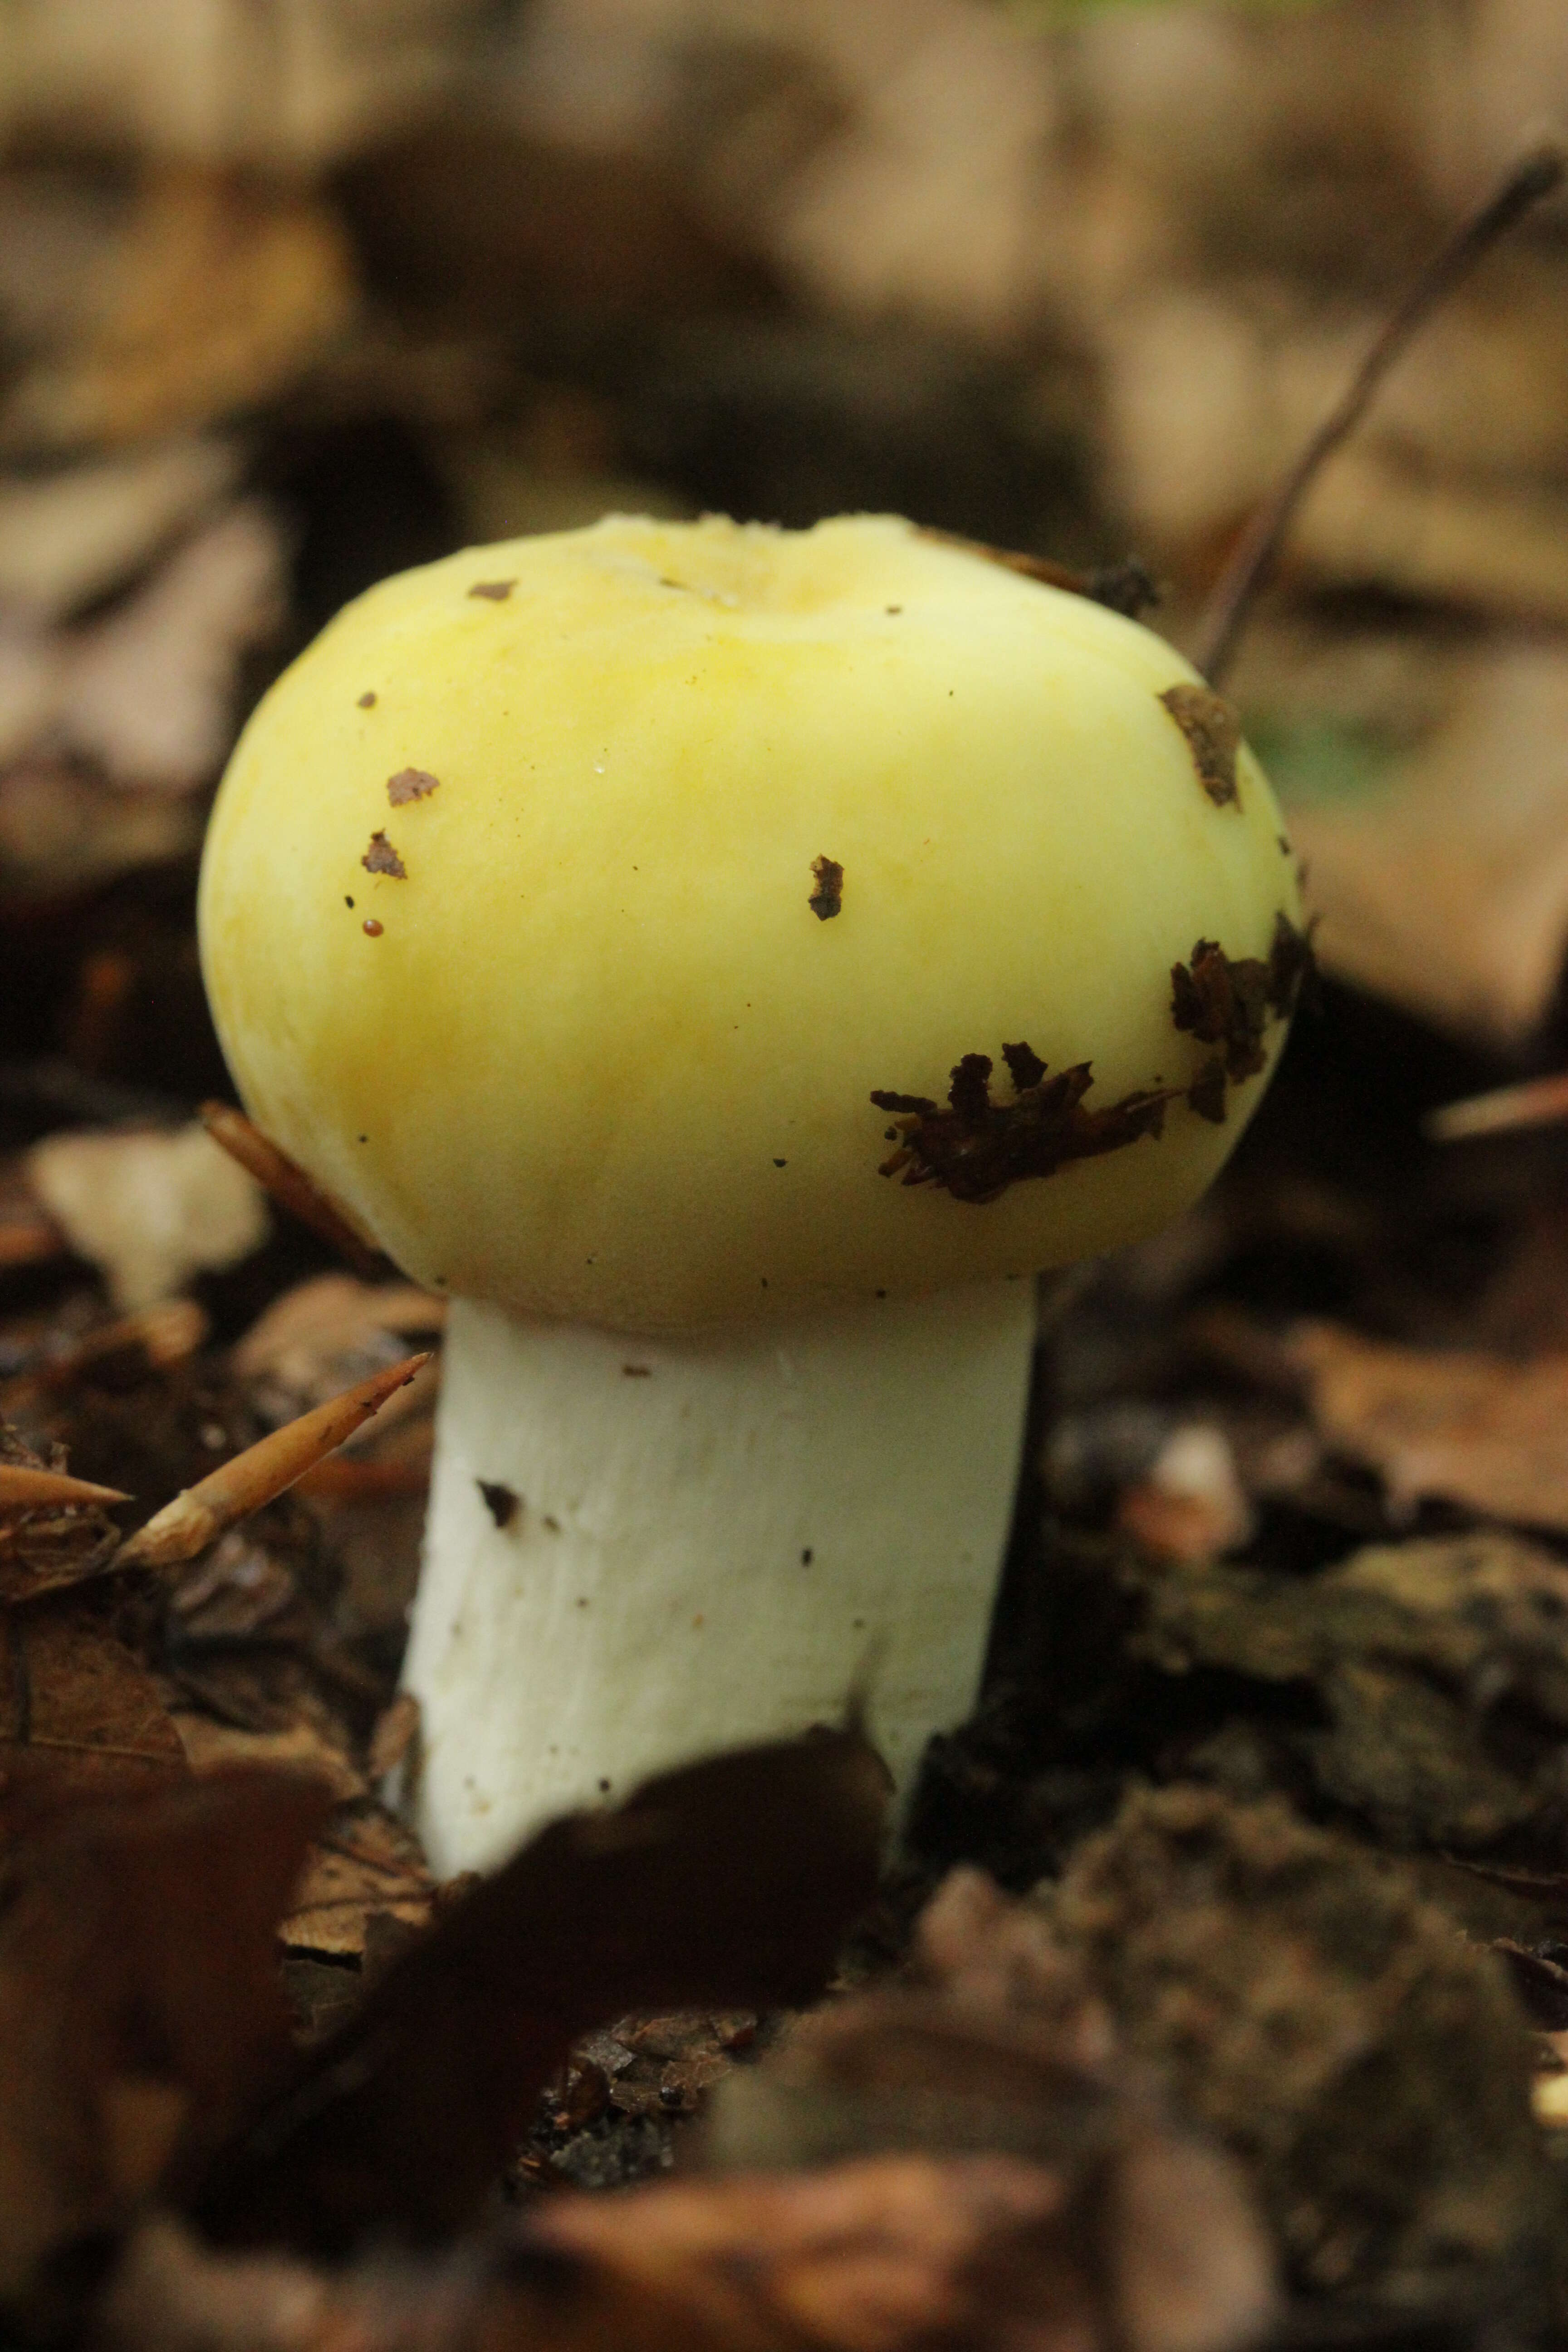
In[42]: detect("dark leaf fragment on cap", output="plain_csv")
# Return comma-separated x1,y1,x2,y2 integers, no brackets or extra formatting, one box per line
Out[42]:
387,769,440,807
1187,1057,1230,1125
872,1048,1175,1205
920,529,1159,617
362,832,407,878
1171,915,1312,1088
808,855,844,920
466,580,515,601
1160,683,1243,808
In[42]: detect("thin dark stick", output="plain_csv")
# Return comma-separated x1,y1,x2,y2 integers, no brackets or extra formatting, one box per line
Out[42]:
1193,142,1564,691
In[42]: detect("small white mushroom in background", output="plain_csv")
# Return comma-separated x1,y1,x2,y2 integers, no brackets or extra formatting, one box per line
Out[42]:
26,1122,269,1312
198,512,1303,1874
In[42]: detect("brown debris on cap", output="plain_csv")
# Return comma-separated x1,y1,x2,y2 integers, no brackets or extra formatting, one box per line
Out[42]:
919,529,1159,620
1001,1040,1048,1090
1171,916,1309,1086
1160,684,1243,809
361,832,406,877
1187,1058,1230,1126
1171,943,1268,1081
872,1046,1176,1205
808,855,844,920
387,769,439,807
466,580,515,601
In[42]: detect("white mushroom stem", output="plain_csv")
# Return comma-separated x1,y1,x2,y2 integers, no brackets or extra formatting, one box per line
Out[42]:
400,1279,1039,1875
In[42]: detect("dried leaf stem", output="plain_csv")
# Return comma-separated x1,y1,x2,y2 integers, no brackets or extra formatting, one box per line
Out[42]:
115,1352,432,1574
1194,142,1565,690
200,1102,384,1277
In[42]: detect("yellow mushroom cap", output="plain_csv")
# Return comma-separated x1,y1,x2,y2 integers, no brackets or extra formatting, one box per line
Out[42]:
198,513,1301,1333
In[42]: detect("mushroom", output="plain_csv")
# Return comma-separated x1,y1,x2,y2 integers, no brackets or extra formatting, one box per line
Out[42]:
198,514,1303,1873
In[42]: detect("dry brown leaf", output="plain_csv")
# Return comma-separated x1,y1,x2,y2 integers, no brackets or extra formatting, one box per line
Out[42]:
280,1803,434,1960
705,1868,1272,2352
62,502,287,792
365,1691,419,1780
1049,1785,1553,2301
196,1730,889,2254
0,1610,186,1808
0,172,354,456
101,2161,1100,2352
0,1,493,172
106,2146,1260,2352
0,1772,329,2304
1289,1320,1568,1530
539,2156,1090,2352
172,1716,365,1806
232,1273,444,1413
1287,643,1568,1051
0,435,240,621
0,759,202,897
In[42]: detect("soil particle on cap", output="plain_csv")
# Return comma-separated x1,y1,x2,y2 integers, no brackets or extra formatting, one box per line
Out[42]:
1171,915,1313,1083
1187,1056,1230,1125
921,528,1158,619
387,769,440,807
467,580,515,601
1160,683,1243,808
477,1480,520,1529
357,691,377,708
1001,1041,1047,1090
808,855,844,920
872,1046,1176,1205
1171,942,1269,1080
362,831,407,878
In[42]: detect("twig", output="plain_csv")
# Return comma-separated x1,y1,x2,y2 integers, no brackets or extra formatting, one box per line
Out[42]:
115,1352,433,1574
0,1465,131,1510
1426,1068,1568,1144
201,1102,386,1278
1193,142,1565,690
